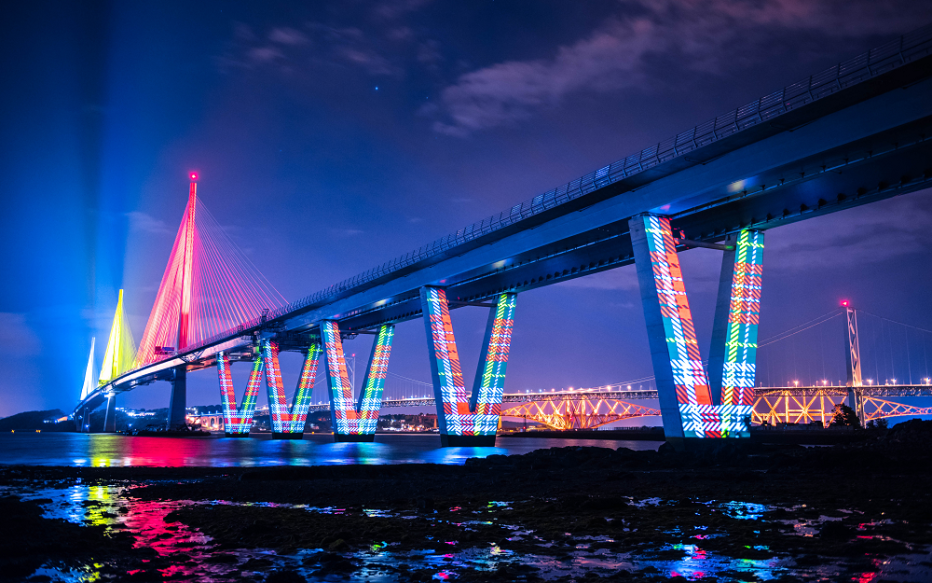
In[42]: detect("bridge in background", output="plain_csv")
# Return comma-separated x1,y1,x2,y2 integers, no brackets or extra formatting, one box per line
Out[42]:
75,26,932,447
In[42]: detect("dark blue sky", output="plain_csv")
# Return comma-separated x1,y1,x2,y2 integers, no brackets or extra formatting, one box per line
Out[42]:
3,0,932,417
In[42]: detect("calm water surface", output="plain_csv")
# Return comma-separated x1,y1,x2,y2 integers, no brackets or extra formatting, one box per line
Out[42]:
0,432,662,467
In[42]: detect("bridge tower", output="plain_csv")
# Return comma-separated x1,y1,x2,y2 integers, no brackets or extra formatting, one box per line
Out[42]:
167,175,197,430
843,302,864,425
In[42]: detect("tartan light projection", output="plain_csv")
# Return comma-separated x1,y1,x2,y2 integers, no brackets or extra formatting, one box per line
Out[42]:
640,215,753,438
217,351,264,435
262,340,322,435
320,320,362,435
420,287,515,437
468,293,518,433
721,231,764,407
355,325,396,434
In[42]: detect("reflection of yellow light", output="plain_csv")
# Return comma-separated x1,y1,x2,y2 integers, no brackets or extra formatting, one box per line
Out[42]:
36,430,41,433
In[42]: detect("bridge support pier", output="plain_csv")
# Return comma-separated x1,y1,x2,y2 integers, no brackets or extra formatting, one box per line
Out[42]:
354,324,396,436
321,321,368,441
264,339,322,439
630,215,757,447
103,395,117,433
167,367,187,430
420,287,516,447
219,350,264,437
74,407,87,432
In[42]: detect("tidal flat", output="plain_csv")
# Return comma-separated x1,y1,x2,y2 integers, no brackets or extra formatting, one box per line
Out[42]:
2,421,932,582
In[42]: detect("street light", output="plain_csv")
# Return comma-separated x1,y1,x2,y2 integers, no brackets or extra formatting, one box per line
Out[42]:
793,380,799,387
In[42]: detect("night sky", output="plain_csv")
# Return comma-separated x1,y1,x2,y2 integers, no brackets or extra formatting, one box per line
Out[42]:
3,0,932,418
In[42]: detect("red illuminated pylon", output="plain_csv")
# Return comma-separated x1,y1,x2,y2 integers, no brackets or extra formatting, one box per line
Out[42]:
178,179,197,350
136,174,287,367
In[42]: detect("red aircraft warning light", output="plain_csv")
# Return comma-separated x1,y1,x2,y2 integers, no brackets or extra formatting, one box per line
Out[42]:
190,172,198,181
841,300,850,308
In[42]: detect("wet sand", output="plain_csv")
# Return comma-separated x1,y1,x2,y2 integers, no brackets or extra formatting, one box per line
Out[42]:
2,421,932,582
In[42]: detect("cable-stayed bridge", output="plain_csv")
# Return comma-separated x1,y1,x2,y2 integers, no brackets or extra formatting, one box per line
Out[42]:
75,26,932,447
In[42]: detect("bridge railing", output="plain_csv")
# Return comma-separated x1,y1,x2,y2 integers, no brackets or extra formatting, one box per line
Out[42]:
116,24,932,381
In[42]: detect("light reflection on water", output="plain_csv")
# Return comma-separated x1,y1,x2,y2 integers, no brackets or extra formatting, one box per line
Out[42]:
8,484,931,583
0,432,661,467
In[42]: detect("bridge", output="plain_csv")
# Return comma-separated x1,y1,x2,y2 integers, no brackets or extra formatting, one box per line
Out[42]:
75,26,932,447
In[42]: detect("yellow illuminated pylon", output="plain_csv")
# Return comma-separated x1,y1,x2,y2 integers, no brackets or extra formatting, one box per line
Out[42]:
98,289,137,385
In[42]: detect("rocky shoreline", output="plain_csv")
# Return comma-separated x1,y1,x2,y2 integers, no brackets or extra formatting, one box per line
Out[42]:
1,420,931,582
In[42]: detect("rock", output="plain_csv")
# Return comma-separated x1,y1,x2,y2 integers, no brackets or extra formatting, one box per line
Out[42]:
265,570,307,583
657,442,677,455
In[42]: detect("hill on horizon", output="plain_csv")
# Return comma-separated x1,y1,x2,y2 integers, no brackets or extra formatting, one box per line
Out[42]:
0,409,70,431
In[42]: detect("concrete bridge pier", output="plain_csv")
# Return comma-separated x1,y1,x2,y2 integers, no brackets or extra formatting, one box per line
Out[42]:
103,395,117,433
74,407,86,432
630,214,761,449
320,321,377,442
420,286,516,447
168,367,187,430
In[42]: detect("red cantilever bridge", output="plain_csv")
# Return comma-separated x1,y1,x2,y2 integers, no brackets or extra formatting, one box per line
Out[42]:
76,26,932,446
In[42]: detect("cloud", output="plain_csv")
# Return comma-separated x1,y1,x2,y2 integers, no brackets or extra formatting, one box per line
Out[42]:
126,211,172,236
224,22,401,77
430,0,932,135
268,27,308,46
331,227,365,237
374,0,434,20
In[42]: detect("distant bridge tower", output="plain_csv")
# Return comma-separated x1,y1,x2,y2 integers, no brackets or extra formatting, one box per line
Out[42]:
168,174,198,429
843,301,864,424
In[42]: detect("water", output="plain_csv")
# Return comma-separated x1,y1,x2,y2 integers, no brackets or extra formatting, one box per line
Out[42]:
0,432,662,467
9,484,931,582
